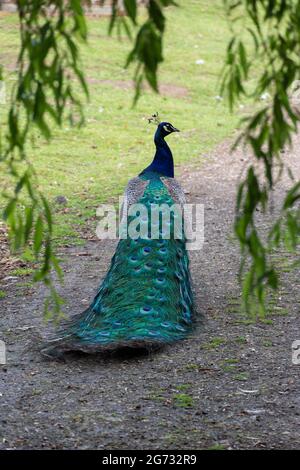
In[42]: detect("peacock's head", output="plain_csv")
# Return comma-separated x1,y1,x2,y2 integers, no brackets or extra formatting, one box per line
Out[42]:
157,122,180,137
148,113,180,139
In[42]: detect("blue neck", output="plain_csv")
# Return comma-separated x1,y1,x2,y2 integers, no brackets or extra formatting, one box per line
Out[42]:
140,130,174,178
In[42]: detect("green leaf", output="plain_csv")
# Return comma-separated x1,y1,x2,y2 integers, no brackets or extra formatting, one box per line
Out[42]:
283,182,300,210
24,206,34,243
3,199,16,221
148,0,165,32
238,41,248,78
34,216,44,255
124,0,137,23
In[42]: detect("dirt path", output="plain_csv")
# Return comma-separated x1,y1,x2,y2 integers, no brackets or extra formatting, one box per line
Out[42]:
0,136,299,450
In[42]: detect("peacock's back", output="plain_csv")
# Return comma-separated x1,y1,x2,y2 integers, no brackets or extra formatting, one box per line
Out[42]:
42,174,194,356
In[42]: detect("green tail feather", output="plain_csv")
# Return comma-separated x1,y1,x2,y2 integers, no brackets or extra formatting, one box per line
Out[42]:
43,177,194,355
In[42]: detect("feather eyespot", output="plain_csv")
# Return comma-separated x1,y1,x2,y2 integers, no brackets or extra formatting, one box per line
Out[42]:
157,267,166,273
140,306,152,314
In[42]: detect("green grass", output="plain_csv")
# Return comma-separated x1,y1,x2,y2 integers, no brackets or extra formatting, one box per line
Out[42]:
176,383,191,391
10,267,34,277
226,289,293,320
0,1,244,246
234,372,249,382
173,393,194,408
220,358,240,373
206,444,226,450
184,363,199,370
149,384,195,409
202,337,226,350
220,358,239,372
235,335,247,344
223,358,239,364
0,290,6,299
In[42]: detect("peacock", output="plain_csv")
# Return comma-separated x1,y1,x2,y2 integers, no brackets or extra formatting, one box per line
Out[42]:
42,116,194,357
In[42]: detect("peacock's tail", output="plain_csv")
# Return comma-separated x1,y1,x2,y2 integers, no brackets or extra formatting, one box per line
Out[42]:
42,177,194,356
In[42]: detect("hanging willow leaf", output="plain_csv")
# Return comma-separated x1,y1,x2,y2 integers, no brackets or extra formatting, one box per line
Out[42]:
222,0,300,315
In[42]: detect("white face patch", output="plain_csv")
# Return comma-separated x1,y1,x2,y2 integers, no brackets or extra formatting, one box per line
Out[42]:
163,125,171,133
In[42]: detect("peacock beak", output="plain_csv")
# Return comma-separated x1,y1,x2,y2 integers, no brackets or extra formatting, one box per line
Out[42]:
172,127,180,132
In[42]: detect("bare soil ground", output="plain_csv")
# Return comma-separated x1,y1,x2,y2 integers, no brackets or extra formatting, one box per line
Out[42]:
0,136,299,450
87,78,189,99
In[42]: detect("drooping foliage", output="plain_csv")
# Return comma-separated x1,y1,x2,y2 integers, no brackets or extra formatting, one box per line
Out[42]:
221,0,300,314
1,0,90,314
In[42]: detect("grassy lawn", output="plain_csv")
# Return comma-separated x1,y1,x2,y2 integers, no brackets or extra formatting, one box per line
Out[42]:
0,0,243,246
